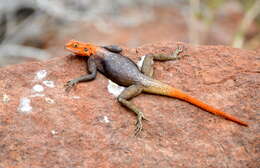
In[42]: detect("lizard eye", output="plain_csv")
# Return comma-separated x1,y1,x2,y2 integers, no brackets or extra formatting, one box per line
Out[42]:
73,43,78,48
84,48,88,52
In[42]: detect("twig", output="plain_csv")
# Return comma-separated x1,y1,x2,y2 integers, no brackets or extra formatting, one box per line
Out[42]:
232,0,260,48
0,44,50,60
189,0,200,44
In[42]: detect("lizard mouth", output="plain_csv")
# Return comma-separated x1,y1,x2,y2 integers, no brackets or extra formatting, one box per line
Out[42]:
65,46,81,55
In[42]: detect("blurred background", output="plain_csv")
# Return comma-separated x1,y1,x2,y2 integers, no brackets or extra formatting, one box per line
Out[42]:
0,0,259,67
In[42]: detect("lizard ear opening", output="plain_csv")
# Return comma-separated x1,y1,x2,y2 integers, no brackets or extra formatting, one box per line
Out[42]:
103,45,122,53
85,44,97,56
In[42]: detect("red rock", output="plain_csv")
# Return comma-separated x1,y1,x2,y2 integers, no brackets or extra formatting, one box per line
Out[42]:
0,42,259,167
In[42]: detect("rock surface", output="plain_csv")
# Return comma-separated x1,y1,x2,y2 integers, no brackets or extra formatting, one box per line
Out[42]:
0,42,259,168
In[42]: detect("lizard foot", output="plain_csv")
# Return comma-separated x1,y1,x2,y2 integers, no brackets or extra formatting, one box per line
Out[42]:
176,45,183,54
134,112,146,136
171,45,184,59
175,45,190,59
64,79,78,92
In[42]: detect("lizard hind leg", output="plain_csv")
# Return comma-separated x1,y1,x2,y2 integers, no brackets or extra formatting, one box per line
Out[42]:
141,45,184,77
117,84,146,135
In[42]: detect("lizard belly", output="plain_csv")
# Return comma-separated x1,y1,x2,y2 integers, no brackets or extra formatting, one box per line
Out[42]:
100,55,142,86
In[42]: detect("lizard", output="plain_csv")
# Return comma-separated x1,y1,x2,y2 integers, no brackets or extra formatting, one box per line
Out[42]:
64,40,248,135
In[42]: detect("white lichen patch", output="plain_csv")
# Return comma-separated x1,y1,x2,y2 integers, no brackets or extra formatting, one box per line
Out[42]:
51,130,58,135
32,84,44,92
43,80,55,88
107,80,125,97
45,97,55,104
2,94,10,103
100,116,110,123
18,97,32,114
71,96,80,99
136,55,146,69
35,70,47,80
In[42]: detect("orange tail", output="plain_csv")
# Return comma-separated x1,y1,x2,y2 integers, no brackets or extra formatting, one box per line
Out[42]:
144,81,248,126
167,87,248,126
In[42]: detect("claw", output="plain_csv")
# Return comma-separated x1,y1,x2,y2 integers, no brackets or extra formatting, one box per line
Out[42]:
177,45,189,58
134,121,143,136
134,112,146,136
175,45,184,55
65,85,73,92
64,80,78,92
170,45,185,60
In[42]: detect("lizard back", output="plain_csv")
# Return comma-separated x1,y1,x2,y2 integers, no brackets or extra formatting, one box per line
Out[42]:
93,48,144,86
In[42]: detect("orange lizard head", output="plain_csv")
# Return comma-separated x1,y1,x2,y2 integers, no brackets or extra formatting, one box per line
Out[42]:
65,40,97,56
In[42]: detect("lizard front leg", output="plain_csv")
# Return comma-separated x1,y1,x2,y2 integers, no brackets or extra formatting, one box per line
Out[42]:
103,45,122,53
65,57,97,92
141,45,184,77
117,84,146,135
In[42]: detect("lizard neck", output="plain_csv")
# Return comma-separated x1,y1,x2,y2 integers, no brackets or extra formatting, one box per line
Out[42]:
93,47,112,59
